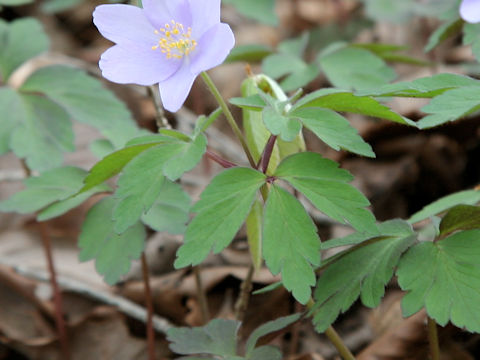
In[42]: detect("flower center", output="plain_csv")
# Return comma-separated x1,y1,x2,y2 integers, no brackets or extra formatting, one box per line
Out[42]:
152,20,197,59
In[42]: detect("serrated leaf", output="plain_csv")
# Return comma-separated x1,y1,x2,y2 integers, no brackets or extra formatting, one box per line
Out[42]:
78,197,145,285
175,168,266,268
226,44,273,63
397,230,480,332
245,313,302,356
248,346,281,360
275,152,377,234
0,18,49,81
425,18,463,52
263,108,301,142
20,65,139,148
167,319,240,356
292,90,413,126
10,94,74,171
141,180,190,235
408,189,480,224
230,94,266,111
291,107,374,157
246,199,263,270
0,87,22,155
439,204,480,237
417,86,480,129
223,0,277,25
312,220,416,332
319,46,396,90
358,73,480,98
0,166,89,214
263,185,320,304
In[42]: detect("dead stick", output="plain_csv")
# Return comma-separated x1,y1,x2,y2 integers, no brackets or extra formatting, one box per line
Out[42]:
141,253,156,360
194,266,210,323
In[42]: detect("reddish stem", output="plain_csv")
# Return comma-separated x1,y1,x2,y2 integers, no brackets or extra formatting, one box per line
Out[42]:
206,149,237,168
141,253,156,360
38,222,70,360
260,135,277,174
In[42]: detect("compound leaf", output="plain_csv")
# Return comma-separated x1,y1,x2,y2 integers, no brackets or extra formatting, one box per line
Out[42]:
21,65,139,148
275,152,377,234
0,18,49,81
0,87,23,155
312,220,416,332
10,94,74,171
408,189,480,224
263,185,321,304
397,230,480,332
291,107,374,157
167,319,240,357
174,168,266,268
79,197,145,285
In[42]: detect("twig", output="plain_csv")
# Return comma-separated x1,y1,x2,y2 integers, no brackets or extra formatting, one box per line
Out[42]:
427,316,440,360
38,222,70,360
0,258,173,333
234,265,254,322
193,266,210,323
141,253,156,360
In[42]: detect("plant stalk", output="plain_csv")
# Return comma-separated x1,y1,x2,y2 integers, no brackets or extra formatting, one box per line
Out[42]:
206,149,237,168
427,316,440,360
260,135,277,174
141,253,156,360
201,71,256,168
194,266,210,323
234,265,254,322
38,222,70,360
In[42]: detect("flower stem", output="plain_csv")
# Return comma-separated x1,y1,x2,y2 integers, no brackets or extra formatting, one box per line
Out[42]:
141,253,156,360
306,298,355,360
200,71,256,168
206,149,237,168
427,316,440,360
260,135,277,174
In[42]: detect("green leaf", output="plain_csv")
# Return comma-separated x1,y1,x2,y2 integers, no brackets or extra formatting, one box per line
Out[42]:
425,18,463,52
357,73,480,98
167,319,240,356
0,166,89,214
0,18,49,81
312,220,416,332
248,346,281,360
10,94,74,171
292,90,413,126
193,108,222,136
41,0,82,13
78,197,146,285
223,0,277,25
275,152,377,234
408,189,480,224
361,0,416,23
263,185,321,304
319,46,396,90
439,205,480,237
20,65,139,148
141,180,190,235
246,199,263,270
417,86,480,129
0,87,22,155
397,230,480,332
245,313,302,356
463,23,480,62
0,0,33,5
291,107,374,157
230,94,266,111
263,108,301,142
175,168,266,268
226,44,273,63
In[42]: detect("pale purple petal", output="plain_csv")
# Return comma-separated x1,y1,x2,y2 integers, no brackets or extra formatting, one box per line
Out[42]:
99,44,181,85
158,62,196,112
93,4,156,46
142,0,192,30
188,0,220,36
460,0,480,23
189,23,235,75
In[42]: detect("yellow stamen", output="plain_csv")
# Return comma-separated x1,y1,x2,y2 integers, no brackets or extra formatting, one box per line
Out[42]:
151,20,197,60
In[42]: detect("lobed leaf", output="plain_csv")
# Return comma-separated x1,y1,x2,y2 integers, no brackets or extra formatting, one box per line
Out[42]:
175,168,266,268
78,197,145,285
274,152,377,234
312,220,416,332
397,230,480,332
263,185,321,304
439,204,480,237
0,87,23,155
